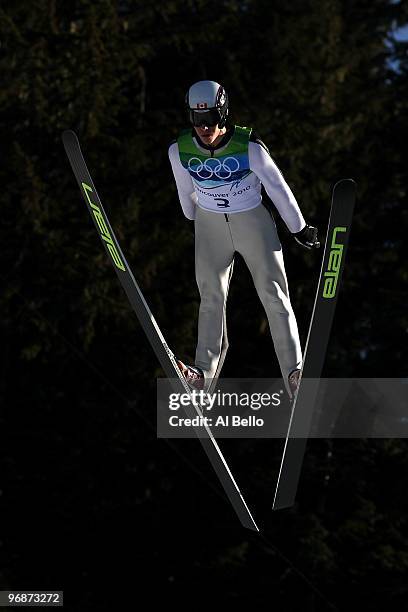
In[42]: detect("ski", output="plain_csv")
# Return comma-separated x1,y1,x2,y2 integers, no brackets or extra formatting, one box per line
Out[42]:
62,130,259,531
273,179,356,510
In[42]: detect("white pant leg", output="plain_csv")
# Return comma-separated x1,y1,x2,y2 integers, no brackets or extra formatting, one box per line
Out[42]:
228,204,302,390
194,207,235,388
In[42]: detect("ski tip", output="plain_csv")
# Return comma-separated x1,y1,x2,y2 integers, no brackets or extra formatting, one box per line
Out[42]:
334,178,357,189
237,507,260,531
246,520,260,532
333,178,357,202
61,130,79,147
272,500,293,511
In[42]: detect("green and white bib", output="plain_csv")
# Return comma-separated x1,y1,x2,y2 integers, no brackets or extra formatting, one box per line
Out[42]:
177,125,261,213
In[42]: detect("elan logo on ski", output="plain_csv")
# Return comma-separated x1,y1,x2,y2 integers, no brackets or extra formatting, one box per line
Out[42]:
322,226,347,299
272,179,356,512
81,182,126,272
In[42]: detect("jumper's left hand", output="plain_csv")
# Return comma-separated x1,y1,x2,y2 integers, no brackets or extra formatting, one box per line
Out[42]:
292,224,320,249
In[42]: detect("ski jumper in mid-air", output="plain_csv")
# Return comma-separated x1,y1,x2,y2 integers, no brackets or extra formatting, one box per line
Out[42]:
168,80,320,397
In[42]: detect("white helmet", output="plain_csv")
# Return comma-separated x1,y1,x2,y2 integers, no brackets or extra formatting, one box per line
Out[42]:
185,80,229,128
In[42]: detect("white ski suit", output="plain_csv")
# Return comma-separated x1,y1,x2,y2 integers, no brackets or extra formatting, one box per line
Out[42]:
168,125,304,392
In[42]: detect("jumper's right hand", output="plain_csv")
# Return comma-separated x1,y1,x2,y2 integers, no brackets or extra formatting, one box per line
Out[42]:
292,224,320,249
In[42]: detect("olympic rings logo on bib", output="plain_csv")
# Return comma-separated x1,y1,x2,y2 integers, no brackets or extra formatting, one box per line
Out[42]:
188,156,240,179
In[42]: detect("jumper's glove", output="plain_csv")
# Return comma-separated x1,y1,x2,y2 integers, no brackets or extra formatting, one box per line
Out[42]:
292,224,320,249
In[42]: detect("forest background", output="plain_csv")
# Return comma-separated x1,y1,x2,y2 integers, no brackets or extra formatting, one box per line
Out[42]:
1,1,408,610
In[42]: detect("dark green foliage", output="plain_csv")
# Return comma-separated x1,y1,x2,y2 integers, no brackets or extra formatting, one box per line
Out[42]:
1,0,408,609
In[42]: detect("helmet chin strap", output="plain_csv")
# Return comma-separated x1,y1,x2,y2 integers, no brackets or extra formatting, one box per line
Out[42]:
217,109,228,129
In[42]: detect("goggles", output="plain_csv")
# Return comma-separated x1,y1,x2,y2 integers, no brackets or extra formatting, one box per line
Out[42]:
189,108,221,128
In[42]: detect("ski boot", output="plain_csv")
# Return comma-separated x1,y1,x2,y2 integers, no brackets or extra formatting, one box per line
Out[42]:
288,368,301,399
176,359,205,390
